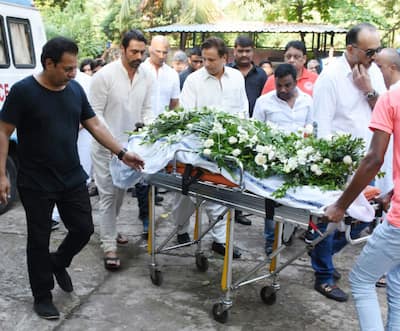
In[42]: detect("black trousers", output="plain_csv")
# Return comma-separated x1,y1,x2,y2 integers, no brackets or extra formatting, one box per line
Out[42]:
18,183,94,301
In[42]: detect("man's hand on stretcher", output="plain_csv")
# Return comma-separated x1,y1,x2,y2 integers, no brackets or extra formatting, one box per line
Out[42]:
324,186,385,223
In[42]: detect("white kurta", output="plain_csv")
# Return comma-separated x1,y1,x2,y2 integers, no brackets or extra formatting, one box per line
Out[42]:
180,66,249,118
142,59,180,117
175,66,248,244
89,60,154,253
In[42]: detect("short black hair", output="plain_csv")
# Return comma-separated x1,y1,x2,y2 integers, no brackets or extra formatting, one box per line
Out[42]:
234,35,254,48
121,29,147,49
188,46,202,57
274,63,297,81
80,58,94,72
284,40,307,55
259,59,272,67
201,37,228,57
346,22,377,46
40,36,78,68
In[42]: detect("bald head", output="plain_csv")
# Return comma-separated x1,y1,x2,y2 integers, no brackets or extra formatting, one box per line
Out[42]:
376,48,400,89
149,35,170,68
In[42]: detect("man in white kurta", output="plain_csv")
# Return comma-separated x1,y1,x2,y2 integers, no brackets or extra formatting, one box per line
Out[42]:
174,37,248,258
311,23,386,302
90,30,153,269
142,35,180,117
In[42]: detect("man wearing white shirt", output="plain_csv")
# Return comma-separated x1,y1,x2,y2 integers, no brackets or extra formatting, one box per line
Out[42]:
90,29,153,270
253,63,313,255
312,23,386,302
142,35,180,117
374,48,400,196
175,37,248,258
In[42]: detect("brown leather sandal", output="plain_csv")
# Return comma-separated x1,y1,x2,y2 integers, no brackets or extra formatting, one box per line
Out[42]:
116,233,128,245
104,252,120,271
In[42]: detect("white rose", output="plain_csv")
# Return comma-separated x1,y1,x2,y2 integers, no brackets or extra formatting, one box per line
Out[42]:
256,145,265,153
315,168,323,176
232,149,241,157
255,153,267,165
287,157,298,171
323,158,331,165
343,155,352,165
268,150,275,160
228,136,238,144
203,148,212,156
304,124,314,135
310,164,319,173
203,139,214,148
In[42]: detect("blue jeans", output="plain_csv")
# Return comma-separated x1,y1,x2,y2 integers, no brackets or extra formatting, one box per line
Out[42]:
134,183,149,231
264,218,275,246
349,220,400,331
310,221,369,285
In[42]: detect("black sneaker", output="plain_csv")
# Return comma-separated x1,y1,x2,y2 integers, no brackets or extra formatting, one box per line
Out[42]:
155,195,164,206
34,298,60,320
304,229,314,244
51,220,60,231
211,242,241,259
54,268,73,293
177,233,191,244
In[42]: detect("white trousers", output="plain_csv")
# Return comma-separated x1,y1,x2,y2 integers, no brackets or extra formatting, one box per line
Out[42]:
172,193,227,244
91,142,125,253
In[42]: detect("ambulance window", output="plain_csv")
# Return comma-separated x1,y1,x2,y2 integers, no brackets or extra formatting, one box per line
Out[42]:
7,17,35,68
0,16,10,68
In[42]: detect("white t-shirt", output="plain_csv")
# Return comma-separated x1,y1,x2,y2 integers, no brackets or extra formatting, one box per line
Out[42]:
142,59,180,117
180,66,248,117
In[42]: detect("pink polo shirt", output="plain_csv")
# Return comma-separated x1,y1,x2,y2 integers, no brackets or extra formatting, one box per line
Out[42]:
370,88,400,227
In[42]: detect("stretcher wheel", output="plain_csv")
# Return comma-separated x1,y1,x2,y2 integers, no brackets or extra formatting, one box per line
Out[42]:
195,254,209,272
150,269,163,286
212,303,229,323
260,286,277,305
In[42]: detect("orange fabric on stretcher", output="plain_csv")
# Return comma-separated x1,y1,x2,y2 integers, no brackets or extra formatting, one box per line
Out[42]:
166,163,238,188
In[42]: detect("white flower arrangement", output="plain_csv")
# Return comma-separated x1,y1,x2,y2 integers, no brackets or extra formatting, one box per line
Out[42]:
133,107,365,198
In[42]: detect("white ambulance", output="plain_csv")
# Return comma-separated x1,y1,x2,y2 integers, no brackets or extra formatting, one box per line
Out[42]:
0,0,46,213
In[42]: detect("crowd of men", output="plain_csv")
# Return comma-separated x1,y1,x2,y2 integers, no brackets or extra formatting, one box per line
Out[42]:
0,22,400,330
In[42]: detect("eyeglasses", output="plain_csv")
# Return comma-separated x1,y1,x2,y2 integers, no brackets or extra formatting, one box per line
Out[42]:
284,53,303,61
352,44,383,58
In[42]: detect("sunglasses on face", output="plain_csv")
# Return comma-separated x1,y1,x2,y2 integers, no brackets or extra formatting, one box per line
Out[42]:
352,44,383,58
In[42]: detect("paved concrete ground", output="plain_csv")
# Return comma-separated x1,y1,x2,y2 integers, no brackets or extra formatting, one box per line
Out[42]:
0,191,387,331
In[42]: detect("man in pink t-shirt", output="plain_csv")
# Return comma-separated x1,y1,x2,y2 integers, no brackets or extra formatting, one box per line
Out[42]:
324,87,400,330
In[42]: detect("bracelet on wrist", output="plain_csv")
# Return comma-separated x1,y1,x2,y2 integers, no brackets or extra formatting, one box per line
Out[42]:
117,148,128,160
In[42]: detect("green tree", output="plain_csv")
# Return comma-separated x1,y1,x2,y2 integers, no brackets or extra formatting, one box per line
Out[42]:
37,0,106,58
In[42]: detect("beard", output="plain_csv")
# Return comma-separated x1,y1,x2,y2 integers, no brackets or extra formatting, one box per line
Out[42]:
129,60,142,69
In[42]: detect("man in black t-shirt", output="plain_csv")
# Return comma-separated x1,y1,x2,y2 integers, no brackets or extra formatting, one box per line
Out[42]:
0,37,144,320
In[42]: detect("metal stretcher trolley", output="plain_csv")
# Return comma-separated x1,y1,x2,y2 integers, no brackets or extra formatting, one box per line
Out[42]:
146,160,377,323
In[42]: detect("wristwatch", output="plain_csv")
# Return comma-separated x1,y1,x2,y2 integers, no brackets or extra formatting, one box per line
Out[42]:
365,90,378,100
117,148,128,160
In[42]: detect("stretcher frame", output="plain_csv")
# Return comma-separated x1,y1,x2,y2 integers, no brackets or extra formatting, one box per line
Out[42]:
146,162,374,323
